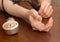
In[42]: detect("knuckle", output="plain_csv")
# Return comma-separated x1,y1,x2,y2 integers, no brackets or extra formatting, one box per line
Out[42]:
45,13,49,18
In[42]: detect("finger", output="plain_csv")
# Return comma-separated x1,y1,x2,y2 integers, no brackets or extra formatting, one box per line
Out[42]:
38,2,45,15
44,23,52,32
44,27,51,32
44,3,50,13
30,9,42,21
42,4,50,18
46,6,53,17
39,2,50,18
38,9,46,18
48,9,53,17
39,17,53,32
45,17,53,29
40,1,46,10
43,17,53,32
38,1,46,14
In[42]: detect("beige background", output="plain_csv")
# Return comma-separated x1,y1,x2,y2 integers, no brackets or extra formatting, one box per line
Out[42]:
52,0,60,6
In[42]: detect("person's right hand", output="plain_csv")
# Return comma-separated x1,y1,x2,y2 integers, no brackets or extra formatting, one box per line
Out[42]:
27,9,53,32
28,9,44,31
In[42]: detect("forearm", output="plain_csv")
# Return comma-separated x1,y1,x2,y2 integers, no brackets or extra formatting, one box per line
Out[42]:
3,0,30,21
38,0,52,4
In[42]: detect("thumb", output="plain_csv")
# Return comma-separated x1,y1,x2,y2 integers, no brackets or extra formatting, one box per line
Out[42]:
30,9,42,21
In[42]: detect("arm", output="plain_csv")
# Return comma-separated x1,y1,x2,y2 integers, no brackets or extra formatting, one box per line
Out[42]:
0,0,53,32
3,0,30,20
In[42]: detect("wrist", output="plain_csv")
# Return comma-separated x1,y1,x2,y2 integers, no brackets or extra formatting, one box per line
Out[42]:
21,9,31,23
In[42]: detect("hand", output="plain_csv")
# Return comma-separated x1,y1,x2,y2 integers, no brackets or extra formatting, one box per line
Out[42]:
28,9,53,32
28,9,45,31
29,16,53,32
38,1,53,18
43,17,53,32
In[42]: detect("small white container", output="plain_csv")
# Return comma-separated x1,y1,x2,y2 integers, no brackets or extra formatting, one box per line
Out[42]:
2,18,19,35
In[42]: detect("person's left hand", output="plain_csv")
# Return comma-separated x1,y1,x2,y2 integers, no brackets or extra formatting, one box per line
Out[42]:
28,9,53,32
38,1,53,18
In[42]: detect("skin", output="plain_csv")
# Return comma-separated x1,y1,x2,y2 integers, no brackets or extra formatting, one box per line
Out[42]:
28,9,53,32
38,0,53,18
0,0,53,32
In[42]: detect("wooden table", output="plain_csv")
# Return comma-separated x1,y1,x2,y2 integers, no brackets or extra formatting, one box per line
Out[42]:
0,2,60,42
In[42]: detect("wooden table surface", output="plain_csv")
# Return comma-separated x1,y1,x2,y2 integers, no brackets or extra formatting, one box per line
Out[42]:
0,2,60,42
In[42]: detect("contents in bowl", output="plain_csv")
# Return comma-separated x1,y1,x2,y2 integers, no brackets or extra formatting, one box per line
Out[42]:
4,21,17,28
